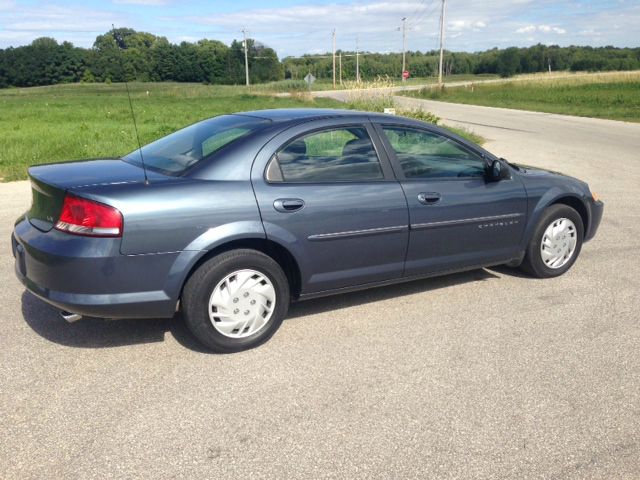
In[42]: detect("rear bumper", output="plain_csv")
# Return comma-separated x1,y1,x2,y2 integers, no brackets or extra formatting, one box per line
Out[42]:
12,218,179,319
585,199,604,242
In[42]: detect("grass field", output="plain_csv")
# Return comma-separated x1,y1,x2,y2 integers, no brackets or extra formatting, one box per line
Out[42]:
0,82,344,181
258,73,500,92
0,81,487,182
402,71,640,122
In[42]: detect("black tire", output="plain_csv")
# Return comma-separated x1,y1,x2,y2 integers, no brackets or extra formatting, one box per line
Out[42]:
520,204,584,278
182,249,290,353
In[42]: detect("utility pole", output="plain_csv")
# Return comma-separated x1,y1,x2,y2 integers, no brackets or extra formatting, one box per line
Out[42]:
355,35,360,83
242,28,250,86
339,52,343,85
332,29,336,88
401,17,407,82
438,0,446,85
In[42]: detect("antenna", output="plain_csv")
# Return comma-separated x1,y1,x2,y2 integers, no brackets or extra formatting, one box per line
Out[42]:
112,24,149,185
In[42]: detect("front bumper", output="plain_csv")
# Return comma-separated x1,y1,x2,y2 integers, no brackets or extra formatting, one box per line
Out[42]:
584,199,604,242
12,218,179,319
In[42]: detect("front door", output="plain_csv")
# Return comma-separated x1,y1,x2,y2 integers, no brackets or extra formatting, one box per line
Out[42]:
376,124,527,276
251,120,409,295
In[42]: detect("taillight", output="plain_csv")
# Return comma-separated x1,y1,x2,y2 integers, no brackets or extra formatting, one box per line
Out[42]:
55,194,123,237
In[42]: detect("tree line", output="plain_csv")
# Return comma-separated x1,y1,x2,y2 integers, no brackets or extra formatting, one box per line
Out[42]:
284,44,640,81
0,28,282,88
1,27,639,88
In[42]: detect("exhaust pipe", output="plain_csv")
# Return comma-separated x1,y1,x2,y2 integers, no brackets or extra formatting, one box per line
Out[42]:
60,310,82,323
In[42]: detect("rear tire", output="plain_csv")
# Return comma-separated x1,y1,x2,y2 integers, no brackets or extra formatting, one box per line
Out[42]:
520,204,584,278
182,249,290,353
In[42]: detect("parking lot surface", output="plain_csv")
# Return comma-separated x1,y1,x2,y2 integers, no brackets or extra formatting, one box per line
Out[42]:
1,103,639,479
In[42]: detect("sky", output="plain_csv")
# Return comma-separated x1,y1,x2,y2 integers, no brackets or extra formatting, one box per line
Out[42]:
0,0,638,57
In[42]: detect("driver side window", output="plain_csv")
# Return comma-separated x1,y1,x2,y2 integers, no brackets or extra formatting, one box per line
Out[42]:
382,126,486,179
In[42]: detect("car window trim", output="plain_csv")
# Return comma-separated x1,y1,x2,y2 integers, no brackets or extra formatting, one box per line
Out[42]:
373,122,490,182
264,122,394,184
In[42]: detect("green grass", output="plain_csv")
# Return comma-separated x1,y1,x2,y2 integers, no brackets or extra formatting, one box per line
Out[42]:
402,73,640,122
0,81,485,181
0,82,340,181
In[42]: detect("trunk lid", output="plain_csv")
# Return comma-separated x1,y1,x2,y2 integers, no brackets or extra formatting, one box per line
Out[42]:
27,159,158,232
28,175,66,232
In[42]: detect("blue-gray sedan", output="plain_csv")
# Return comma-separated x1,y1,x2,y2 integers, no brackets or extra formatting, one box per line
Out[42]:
12,109,603,352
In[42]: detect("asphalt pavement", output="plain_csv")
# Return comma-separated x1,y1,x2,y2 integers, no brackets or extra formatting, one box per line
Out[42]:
1,102,639,479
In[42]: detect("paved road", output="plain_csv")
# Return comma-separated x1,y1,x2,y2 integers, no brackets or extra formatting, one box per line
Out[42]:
1,104,639,479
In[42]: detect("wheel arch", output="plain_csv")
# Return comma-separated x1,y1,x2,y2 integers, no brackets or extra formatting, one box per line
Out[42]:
549,195,589,237
178,238,302,302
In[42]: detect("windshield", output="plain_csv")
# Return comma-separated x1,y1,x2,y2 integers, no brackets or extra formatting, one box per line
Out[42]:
122,115,269,175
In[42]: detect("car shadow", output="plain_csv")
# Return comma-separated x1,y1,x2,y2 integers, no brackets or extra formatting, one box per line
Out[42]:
287,268,501,319
21,268,509,352
20,290,206,352
487,264,532,279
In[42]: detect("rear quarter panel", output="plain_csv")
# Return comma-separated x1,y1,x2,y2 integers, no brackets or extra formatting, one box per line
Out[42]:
72,179,264,255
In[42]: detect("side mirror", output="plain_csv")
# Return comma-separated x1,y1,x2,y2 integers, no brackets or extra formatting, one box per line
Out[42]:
489,159,510,181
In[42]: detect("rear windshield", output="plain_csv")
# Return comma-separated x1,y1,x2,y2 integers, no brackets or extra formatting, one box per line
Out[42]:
122,115,269,175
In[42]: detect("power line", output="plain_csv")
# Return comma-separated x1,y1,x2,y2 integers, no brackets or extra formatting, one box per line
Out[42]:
407,0,438,28
406,0,429,23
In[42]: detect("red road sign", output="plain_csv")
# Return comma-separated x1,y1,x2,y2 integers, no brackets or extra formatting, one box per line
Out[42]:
402,70,410,79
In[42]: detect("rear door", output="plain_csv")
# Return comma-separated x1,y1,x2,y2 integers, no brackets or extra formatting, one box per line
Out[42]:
251,118,409,295
375,123,527,276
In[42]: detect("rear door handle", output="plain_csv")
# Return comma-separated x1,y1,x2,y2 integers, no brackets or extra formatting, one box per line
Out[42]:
274,198,305,213
417,192,441,205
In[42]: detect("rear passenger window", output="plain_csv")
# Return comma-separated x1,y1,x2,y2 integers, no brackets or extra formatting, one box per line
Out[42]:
269,127,384,183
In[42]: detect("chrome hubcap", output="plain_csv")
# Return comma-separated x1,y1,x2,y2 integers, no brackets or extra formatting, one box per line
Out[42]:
540,217,577,269
208,269,276,338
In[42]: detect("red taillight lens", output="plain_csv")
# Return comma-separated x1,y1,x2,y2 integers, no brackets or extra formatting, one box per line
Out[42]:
55,194,123,237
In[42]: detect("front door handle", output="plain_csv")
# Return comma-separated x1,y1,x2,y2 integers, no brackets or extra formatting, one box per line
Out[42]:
417,192,441,205
274,198,305,213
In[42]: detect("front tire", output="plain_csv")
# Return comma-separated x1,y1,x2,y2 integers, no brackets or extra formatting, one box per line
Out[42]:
520,204,584,278
182,249,290,353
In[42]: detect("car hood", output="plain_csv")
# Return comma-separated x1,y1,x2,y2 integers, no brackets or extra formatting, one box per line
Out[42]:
511,163,569,177
28,158,168,189
511,162,590,194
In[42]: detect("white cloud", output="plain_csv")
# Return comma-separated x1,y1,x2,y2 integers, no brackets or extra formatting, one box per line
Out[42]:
0,3,127,47
578,28,602,37
516,24,566,35
0,0,638,55
448,20,469,32
516,25,536,33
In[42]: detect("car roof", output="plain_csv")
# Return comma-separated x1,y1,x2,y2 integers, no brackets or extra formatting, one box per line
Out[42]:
237,108,395,124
